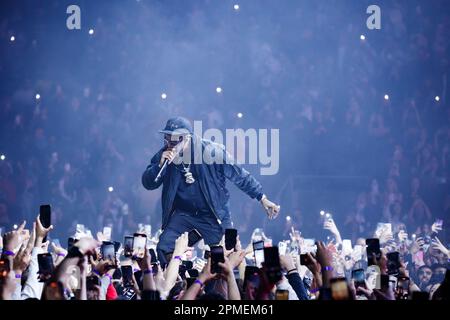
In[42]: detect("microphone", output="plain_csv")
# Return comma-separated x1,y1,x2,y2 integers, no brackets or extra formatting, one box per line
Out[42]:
154,136,188,183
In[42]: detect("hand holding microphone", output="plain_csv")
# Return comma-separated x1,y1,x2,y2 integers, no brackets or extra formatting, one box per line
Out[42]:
159,148,176,167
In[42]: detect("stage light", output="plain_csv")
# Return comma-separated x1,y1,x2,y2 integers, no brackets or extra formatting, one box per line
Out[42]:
412,234,416,239
89,29,94,35
286,215,291,222
0,155,5,161
10,36,15,42
35,93,41,100
325,213,331,219
108,186,114,192
13,224,18,229
360,34,366,40
384,94,389,100
237,112,243,118
320,210,325,216
161,93,167,99
234,4,240,10
216,87,222,93
435,96,440,102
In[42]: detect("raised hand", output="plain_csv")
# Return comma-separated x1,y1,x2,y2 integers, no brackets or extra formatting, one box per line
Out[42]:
260,195,280,220
431,237,449,258
2,221,26,252
173,232,189,257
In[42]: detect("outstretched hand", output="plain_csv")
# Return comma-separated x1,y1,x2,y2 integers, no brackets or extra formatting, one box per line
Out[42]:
261,196,280,220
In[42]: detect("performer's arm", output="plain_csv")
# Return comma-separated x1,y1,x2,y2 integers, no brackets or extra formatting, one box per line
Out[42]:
141,148,166,190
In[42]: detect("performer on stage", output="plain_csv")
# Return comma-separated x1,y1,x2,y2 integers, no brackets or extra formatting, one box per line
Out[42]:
142,117,280,265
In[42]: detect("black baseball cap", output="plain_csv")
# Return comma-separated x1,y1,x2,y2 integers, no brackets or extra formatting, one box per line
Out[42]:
159,117,193,135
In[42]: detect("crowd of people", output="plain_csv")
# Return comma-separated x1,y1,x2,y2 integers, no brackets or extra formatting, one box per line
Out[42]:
0,209,448,300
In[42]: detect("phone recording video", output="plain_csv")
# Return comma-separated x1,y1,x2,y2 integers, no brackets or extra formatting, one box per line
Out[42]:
188,229,202,247
387,251,401,275
39,204,51,243
225,228,238,251
330,277,349,300
395,276,410,300
101,242,116,266
124,236,134,257
133,233,147,259
121,265,134,288
351,268,365,289
263,246,282,283
365,238,381,266
38,253,54,280
253,240,265,268
210,245,224,274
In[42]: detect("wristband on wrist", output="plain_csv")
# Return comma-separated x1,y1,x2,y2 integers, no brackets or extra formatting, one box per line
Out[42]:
2,250,15,257
143,269,153,275
309,287,320,294
194,279,204,287
15,273,22,279
104,273,113,281
57,253,66,257
322,266,333,272
92,269,101,277
287,268,297,274
67,246,84,258
173,255,182,261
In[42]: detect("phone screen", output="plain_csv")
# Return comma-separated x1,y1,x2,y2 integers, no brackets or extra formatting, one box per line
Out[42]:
38,253,54,275
103,227,112,241
396,276,410,299
124,236,133,257
210,245,224,274
40,205,51,242
387,251,401,275
121,265,134,287
244,266,260,291
253,240,265,268
149,248,158,264
366,238,381,266
275,289,289,300
101,242,116,265
225,228,238,251
352,268,365,288
330,278,349,300
188,229,202,247
133,233,147,259
264,246,282,283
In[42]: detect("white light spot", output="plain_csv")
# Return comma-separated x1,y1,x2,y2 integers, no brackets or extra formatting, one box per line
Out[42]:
435,96,440,102
325,213,331,219
320,210,325,216
237,112,243,118
286,215,291,221
216,87,222,93
234,4,240,10
13,224,18,229
384,94,389,100
0,155,5,161
35,93,41,100
108,186,114,192
10,36,15,42
360,34,366,41
89,29,94,35
161,93,167,99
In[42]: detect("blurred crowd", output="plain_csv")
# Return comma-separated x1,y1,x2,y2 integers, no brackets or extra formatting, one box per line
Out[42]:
0,1,449,255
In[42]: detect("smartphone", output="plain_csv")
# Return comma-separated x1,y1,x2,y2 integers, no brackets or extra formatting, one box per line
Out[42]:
188,229,202,247
113,241,121,253
351,268,365,288
243,266,260,291
124,236,134,257
210,245,224,274
263,246,282,283
133,233,147,259
149,248,158,264
365,238,381,266
342,239,352,254
203,250,210,259
253,240,265,268
182,260,193,270
38,253,54,275
275,289,289,300
121,265,134,287
387,251,401,275
300,254,308,266
103,227,112,241
278,241,287,256
101,242,116,265
187,269,199,278
225,228,238,251
330,277,349,300
395,276,410,300
86,275,100,290
39,204,51,242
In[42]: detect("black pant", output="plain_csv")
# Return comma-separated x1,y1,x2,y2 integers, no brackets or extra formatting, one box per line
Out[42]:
156,208,232,266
